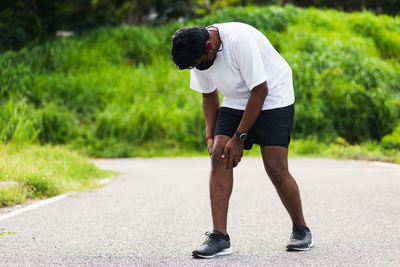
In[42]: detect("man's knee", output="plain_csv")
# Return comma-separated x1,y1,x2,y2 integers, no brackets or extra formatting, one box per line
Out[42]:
211,145,227,170
265,163,289,187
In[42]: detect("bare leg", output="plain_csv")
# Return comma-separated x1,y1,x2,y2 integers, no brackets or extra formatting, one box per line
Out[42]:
261,146,306,227
209,135,233,235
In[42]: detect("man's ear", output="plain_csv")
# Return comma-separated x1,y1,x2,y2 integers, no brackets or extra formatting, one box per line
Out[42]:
206,41,212,50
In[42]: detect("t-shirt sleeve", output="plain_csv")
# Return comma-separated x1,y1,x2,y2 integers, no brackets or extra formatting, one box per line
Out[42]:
232,37,269,91
190,69,216,94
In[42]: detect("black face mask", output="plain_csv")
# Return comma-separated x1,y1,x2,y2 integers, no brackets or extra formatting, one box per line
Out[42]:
196,54,216,70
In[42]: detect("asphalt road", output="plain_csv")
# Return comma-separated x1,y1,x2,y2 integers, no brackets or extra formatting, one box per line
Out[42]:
1,157,400,266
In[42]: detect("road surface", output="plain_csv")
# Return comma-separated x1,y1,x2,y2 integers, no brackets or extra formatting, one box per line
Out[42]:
1,157,399,266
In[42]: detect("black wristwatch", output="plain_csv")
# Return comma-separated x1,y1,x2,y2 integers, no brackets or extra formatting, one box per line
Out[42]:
235,131,248,142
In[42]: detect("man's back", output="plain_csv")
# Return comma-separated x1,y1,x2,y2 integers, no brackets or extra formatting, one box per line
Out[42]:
190,22,294,111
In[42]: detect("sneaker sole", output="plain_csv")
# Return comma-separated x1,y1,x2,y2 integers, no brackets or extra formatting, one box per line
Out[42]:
286,240,314,251
192,247,232,259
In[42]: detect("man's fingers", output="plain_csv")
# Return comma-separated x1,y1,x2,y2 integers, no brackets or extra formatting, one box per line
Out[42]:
231,153,243,168
227,153,234,171
232,156,241,168
222,143,229,159
224,150,230,170
232,159,237,168
207,140,214,158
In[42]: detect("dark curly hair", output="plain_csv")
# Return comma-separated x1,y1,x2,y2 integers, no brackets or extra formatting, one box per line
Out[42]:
171,26,210,69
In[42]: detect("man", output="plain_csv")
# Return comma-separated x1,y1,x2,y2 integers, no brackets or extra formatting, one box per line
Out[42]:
170,22,313,259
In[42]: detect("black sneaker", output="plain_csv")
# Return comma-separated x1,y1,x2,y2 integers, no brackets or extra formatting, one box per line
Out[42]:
286,224,313,251
192,230,232,259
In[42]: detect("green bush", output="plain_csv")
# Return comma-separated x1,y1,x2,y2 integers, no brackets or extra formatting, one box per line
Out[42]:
34,103,78,144
0,53,35,99
195,5,300,32
0,99,39,144
320,71,396,143
347,12,400,60
0,5,399,157
381,125,400,150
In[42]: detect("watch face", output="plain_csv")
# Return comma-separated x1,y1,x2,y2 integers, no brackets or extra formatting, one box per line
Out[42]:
239,133,247,141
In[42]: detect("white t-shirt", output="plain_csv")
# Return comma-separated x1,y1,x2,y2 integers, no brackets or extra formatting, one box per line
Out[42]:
190,22,295,110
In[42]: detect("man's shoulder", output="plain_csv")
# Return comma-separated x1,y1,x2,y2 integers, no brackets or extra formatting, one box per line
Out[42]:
217,22,263,42
215,22,253,29
217,22,259,33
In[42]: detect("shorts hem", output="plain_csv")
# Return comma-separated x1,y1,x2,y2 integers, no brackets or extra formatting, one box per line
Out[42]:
259,143,289,149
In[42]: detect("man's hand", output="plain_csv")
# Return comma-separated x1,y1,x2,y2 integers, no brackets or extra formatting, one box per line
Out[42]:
222,136,244,170
207,138,214,158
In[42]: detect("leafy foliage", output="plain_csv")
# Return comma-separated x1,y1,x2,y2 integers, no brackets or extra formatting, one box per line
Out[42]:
382,125,400,150
0,6,399,157
2,0,399,51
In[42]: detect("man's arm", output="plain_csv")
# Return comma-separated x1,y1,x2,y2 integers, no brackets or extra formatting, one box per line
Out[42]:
237,81,268,134
202,89,220,157
223,81,268,169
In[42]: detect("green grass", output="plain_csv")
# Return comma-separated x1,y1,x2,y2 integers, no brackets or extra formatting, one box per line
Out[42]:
0,230,16,236
289,139,400,163
0,144,114,207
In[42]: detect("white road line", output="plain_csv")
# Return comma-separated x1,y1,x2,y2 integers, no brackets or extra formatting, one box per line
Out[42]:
99,178,111,185
372,162,400,169
0,178,112,221
0,193,71,221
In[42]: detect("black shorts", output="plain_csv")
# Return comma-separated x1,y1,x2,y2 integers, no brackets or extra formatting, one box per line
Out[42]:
214,104,294,150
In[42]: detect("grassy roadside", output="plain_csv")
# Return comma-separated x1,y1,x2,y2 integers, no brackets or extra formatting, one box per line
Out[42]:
245,138,400,163
108,138,400,163
1,140,398,207
288,139,400,163
0,144,115,207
